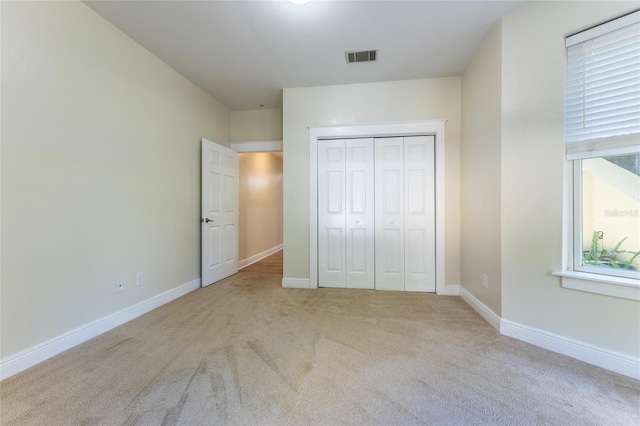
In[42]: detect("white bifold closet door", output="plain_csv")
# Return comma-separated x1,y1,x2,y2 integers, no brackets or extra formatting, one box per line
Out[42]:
318,138,375,289
318,136,434,292
375,136,435,292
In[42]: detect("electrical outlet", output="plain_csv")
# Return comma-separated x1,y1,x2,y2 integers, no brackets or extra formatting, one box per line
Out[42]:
136,272,143,287
116,279,124,293
482,274,489,289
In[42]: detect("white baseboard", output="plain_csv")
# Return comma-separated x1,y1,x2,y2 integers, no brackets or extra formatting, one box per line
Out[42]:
501,319,640,380
282,277,310,289
0,278,201,381
239,244,283,269
441,284,460,296
458,286,639,379
459,286,501,331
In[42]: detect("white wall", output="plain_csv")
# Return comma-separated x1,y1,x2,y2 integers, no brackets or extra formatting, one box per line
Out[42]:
1,1,229,358
238,153,283,261
282,78,461,286
461,23,503,316
500,1,640,357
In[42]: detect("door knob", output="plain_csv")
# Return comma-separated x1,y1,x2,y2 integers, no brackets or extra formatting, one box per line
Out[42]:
202,218,214,223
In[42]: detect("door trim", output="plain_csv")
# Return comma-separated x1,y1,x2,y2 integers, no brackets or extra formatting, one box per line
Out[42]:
309,120,446,294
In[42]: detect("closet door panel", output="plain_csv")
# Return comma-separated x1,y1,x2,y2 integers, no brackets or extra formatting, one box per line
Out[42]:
318,140,346,288
404,136,436,292
407,229,427,274
375,137,405,291
345,138,374,289
349,228,367,271
383,229,402,272
318,135,436,293
326,228,344,271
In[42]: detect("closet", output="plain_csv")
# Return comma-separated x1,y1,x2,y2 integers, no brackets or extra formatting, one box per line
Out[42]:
317,136,435,292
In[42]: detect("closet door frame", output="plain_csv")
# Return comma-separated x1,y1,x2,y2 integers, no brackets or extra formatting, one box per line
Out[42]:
309,120,448,294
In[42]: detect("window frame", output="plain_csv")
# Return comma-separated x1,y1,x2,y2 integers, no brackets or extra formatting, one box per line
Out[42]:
556,10,640,301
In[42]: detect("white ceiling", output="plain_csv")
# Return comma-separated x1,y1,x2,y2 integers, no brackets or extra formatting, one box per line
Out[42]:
85,0,526,111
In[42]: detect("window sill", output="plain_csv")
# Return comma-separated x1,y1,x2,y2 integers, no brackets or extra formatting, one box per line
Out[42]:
553,271,640,301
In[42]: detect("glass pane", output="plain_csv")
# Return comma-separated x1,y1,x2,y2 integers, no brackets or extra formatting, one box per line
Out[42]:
582,153,640,272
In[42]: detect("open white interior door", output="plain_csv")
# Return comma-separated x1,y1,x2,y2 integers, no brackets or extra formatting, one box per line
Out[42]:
202,138,239,287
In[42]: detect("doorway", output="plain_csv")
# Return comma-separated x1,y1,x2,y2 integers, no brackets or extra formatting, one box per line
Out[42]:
231,142,283,271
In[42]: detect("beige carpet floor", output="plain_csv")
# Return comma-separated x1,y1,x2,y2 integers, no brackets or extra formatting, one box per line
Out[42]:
1,269,639,425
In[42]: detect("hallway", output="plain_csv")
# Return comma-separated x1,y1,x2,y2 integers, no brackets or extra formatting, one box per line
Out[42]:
239,250,283,276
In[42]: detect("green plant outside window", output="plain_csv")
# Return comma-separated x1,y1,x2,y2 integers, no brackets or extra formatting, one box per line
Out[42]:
583,231,640,271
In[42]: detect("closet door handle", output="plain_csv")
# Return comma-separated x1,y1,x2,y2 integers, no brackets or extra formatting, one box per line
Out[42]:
202,218,214,223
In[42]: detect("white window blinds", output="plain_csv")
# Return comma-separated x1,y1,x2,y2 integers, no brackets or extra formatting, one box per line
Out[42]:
565,11,640,160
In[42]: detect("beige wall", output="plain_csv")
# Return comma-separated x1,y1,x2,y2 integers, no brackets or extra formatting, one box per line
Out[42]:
500,0,639,357
1,1,229,358
461,23,503,315
282,78,461,285
230,108,283,142
239,153,283,261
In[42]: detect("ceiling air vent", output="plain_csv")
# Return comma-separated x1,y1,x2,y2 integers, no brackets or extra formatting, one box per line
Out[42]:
346,50,378,64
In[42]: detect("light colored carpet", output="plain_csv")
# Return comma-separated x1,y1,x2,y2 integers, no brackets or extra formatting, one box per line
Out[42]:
1,270,638,425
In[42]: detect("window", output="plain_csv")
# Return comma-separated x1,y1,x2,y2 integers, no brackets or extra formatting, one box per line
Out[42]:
575,153,639,279
560,10,640,297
